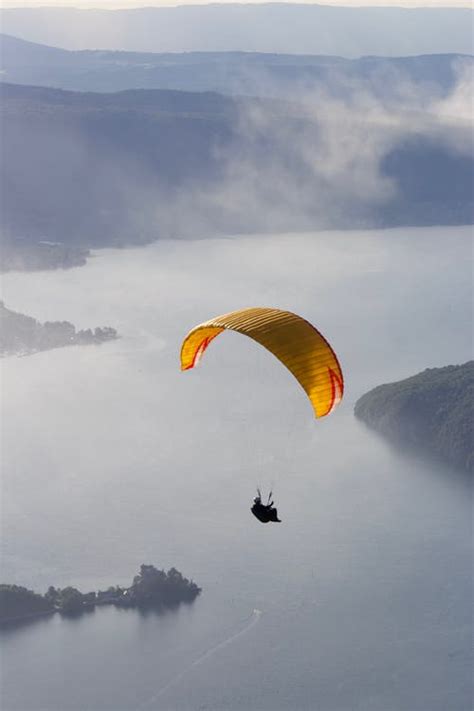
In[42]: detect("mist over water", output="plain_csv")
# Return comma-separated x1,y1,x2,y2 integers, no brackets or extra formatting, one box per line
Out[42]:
1,226,472,711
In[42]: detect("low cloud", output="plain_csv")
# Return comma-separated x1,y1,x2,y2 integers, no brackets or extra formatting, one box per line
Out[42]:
167,63,472,237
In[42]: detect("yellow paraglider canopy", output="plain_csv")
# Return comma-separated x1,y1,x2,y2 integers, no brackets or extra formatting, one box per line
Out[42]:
180,307,343,418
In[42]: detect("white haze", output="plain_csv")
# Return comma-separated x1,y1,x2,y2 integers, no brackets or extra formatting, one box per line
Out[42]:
3,40,471,244
154,61,474,236
18,60,466,243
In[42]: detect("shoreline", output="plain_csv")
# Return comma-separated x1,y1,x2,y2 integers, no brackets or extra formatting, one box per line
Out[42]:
2,222,473,275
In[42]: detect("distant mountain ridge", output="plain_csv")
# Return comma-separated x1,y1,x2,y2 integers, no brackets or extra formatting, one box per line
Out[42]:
354,362,474,473
1,5,471,56
1,34,470,100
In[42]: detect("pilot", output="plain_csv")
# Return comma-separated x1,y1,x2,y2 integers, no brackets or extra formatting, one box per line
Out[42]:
251,490,281,523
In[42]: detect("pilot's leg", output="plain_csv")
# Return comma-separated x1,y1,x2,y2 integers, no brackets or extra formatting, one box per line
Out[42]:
269,508,281,522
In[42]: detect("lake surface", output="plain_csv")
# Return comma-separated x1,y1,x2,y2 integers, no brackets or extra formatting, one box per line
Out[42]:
1,226,472,711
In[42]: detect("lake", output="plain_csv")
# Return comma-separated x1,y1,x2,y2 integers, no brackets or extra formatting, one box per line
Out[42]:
1,226,472,710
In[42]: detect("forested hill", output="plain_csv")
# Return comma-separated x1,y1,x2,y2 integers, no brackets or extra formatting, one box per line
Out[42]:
1,81,472,259
354,362,474,473
0,83,237,249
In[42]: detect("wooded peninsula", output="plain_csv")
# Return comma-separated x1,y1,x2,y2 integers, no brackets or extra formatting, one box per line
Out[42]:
0,301,117,357
0,564,201,624
354,362,473,473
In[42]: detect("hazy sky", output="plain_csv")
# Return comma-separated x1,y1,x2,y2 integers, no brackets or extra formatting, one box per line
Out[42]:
1,0,472,8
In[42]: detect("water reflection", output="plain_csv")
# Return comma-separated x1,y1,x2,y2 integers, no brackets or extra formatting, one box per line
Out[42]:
0,611,56,636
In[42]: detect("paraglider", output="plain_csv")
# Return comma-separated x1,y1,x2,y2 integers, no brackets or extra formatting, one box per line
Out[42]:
251,489,281,523
180,306,343,418
180,306,344,523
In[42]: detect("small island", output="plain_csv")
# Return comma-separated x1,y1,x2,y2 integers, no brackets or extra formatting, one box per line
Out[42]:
0,301,118,357
354,361,473,473
0,564,202,624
